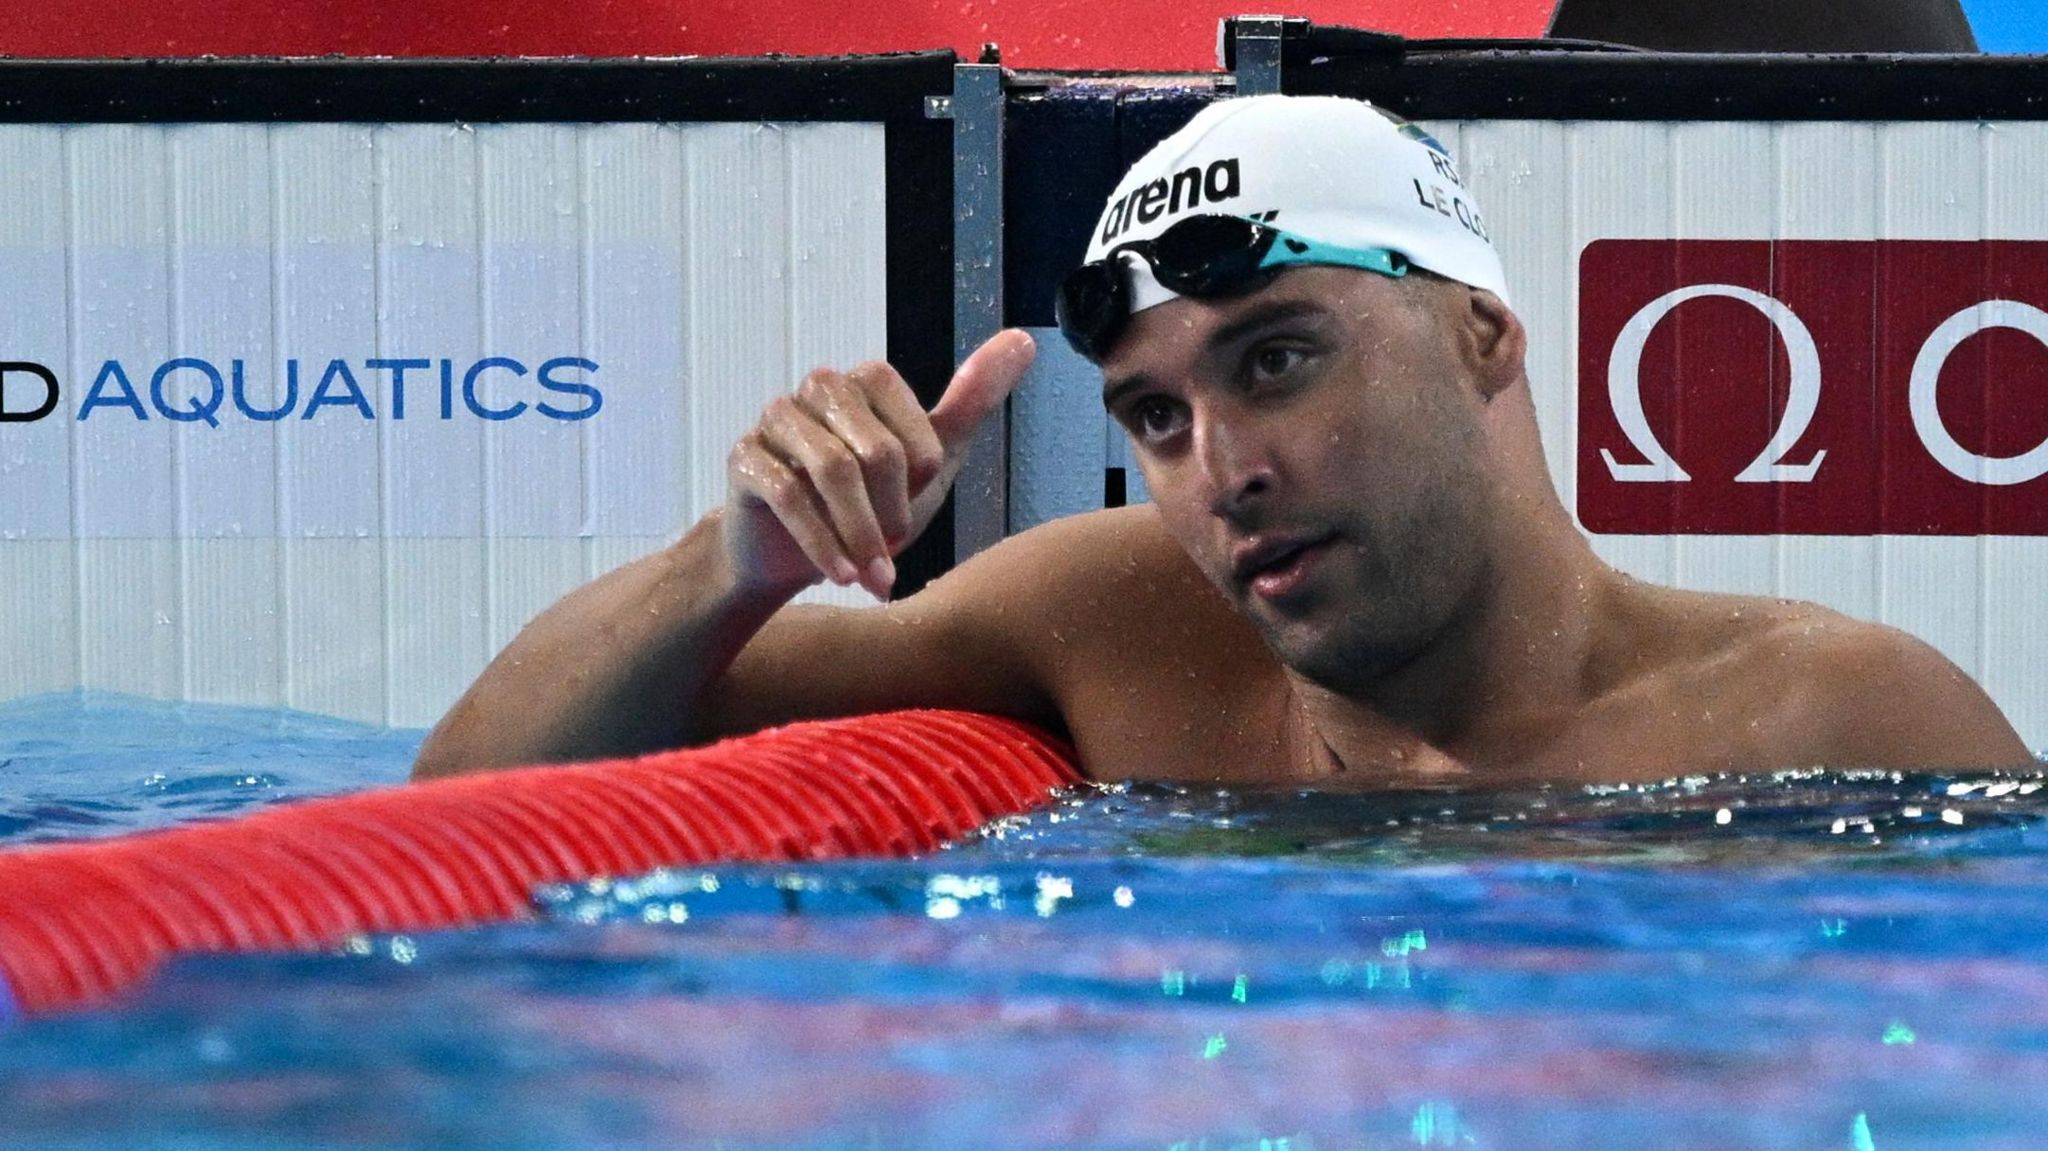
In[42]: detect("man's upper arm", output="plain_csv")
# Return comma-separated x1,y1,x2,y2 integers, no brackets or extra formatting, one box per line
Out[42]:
693,513,1117,743
1805,625,2033,769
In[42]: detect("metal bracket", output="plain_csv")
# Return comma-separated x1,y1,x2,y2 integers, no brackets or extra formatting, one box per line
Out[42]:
1225,14,1307,95
948,62,1009,565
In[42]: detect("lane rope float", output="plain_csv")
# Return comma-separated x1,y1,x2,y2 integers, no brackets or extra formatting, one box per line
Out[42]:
0,710,1080,1018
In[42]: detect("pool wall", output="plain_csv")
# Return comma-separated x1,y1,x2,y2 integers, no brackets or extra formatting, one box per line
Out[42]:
1,38,2045,748
0,57,956,727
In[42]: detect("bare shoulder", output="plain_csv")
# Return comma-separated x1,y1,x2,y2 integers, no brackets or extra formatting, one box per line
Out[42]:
926,503,1258,663
1737,599,2031,770
709,504,1268,748
920,503,1283,766
1594,583,2030,772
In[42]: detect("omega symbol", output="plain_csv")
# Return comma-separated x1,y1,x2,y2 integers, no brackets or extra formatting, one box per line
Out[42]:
1602,284,1825,485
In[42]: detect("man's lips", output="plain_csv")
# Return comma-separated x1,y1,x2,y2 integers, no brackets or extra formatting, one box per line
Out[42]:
1230,531,1337,587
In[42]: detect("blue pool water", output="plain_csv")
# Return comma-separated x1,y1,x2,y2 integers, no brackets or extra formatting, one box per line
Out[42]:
3,692,2047,1150
0,692,419,844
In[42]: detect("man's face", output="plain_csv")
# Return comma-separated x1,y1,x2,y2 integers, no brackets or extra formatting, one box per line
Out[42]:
1099,266,1497,690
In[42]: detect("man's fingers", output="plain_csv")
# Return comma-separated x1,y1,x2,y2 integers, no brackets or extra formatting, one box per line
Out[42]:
798,371,914,548
848,362,946,493
759,397,894,594
929,329,1037,457
726,345,1027,601
727,436,859,586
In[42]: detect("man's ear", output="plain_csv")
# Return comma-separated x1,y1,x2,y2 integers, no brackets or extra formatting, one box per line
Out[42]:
1460,289,1526,403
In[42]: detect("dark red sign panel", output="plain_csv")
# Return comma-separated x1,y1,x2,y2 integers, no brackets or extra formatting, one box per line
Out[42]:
1577,239,2048,535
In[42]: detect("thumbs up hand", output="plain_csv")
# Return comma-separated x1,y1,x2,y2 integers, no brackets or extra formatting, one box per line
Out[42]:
723,330,1036,600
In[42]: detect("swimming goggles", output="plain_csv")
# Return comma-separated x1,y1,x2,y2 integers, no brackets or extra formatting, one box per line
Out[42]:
1054,214,1409,362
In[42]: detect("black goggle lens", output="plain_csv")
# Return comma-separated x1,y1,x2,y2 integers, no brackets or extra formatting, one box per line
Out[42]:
1056,215,1278,361
1148,215,1269,294
1054,262,1128,362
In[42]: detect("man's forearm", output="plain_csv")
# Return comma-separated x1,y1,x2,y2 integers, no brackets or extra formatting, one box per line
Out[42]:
410,510,796,780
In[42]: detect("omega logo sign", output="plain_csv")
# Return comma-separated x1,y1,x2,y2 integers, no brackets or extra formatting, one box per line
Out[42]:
1578,239,2048,535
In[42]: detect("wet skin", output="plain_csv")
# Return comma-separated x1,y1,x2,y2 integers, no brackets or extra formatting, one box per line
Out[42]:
416,268,2031,788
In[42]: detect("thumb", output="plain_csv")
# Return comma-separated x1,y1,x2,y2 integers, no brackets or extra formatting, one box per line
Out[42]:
929,329,1036,456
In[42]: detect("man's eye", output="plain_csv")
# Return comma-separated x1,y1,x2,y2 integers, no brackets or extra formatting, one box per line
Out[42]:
1250,346,1308,382
1129,397,1185,441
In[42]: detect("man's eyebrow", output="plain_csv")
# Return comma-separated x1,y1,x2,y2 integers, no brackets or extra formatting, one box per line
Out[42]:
1205,298,1329,351
1101,298,1331,410
1102,372,1150,412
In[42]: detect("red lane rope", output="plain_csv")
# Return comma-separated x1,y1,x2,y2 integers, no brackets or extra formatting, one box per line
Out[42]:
0,710,1080,1017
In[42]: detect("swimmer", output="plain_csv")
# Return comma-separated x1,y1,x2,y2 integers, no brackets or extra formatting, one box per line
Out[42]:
414,95,2030,788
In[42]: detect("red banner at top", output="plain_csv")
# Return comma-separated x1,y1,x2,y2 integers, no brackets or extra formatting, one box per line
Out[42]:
0,0,1554,70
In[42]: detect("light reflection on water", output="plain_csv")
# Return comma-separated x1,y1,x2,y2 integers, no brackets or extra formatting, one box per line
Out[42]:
949,769,2048,868
2,693,2047,1150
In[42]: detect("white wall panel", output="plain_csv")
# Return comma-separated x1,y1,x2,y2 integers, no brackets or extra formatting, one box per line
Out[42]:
0,121,890,727
682,124,879,612
1559,121,1681,588
377,126,489,726
171,126,281,705
76,540,180,698
786,124,892,609
1456,120,1571,503
0,127,76,698
1872,123,1986,689
580,124,687,605
478,124,585,661
583,124,685,561
286,538,385,719
1979,122,2048,740
684,125,785,526
0,544,75,700
1665,123,1780,598
1010,330,1108,532
184,539,280,706
274,125,381,721
1773,123,1882,621
70,128,181,697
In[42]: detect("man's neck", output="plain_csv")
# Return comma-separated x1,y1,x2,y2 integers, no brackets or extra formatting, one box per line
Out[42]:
1287,512,1621,776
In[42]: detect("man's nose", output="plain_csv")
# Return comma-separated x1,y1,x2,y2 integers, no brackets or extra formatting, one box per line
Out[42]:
1194,406,1274,521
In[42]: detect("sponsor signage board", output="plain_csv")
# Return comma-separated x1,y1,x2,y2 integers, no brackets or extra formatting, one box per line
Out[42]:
1578,239,2048,535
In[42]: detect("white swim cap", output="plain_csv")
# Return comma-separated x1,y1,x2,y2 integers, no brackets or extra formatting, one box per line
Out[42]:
1082,95,1510,311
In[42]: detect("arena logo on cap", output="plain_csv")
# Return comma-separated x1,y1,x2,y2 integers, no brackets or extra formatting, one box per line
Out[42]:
1577,239,2048,535
1097,157,1243,245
